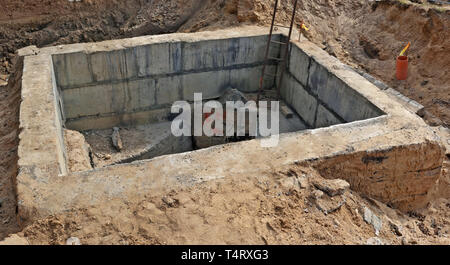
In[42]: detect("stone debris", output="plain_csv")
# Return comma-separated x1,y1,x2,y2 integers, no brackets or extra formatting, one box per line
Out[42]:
162,196,179,208
309,184,346,215
312,178,350,197
0,74,7,86
218,87,248,104
95,153,111,160
193,87,253,149
314,195,346,215
297,175,309,189
311,190,324,200
366,237,384,245
111,127,123,152
66,237,81,245
280,103,294,119
280,174,309,192
363,206,383,236
389,220,403,236
280,177,301,192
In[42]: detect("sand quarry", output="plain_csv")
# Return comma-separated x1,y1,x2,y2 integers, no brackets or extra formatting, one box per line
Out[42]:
0,0,449,245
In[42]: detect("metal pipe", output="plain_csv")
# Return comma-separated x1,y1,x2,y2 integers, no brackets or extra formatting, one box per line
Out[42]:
257,0,279,103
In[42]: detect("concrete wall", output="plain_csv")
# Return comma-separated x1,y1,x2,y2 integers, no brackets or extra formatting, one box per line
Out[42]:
53,35,282,130
280,40,384,128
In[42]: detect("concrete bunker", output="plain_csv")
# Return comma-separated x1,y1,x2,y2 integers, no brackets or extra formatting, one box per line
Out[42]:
51,30,384,169
16,27,444,225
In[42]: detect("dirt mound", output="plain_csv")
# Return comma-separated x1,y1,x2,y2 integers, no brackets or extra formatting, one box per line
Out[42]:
0,0,204,74
351,1,450,127
4,166,449,245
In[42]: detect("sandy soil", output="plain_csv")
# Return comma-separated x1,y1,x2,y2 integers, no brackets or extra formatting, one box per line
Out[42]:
0,58,21,239
2,165,449,245
0,0,449,243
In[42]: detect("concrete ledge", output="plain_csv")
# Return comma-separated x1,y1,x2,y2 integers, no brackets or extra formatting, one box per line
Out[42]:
19,55,67,178
353,68,425,115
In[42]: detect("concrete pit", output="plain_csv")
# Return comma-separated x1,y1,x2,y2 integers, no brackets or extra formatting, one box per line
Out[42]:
16,27,445,225
49,28,383,168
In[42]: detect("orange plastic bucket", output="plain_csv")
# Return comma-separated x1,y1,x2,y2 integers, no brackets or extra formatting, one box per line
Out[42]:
396,55,408,80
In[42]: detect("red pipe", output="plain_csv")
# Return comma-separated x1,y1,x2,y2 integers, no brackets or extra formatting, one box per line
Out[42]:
396,56,408,80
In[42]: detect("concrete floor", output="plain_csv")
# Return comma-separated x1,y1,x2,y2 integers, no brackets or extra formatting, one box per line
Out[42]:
84,122,192,167
83,97,307,168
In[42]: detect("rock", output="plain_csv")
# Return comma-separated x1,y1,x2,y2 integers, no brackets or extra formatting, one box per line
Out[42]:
66,237,81,245
0,74,8,82
162,196,179,208
363,206,383,236
312,178,350,197
333,219,341,227
314,195,346,215
401,237,408,245
366,237,384,245
311,190,324,200
218,87,248,105
280,177,301,192
111,127,123,151
408,239,418,245
297,175,309,189
309,186,346,215
280,103,294,119
389,221,403,236
0,198,3,208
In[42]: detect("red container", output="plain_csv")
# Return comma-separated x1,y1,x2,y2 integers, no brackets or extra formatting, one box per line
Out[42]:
396,56,408,80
